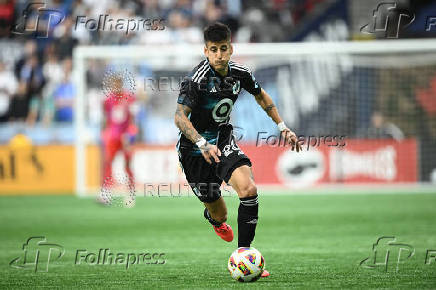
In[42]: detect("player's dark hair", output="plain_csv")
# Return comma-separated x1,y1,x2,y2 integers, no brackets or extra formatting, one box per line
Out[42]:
203,22,231,43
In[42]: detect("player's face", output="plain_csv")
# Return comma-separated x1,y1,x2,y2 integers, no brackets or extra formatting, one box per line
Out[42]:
113,78,123,93
204,40,233,73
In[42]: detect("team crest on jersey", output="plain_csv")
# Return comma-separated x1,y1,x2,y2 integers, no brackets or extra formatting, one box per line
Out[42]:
232,80,240,95
212,98,233,122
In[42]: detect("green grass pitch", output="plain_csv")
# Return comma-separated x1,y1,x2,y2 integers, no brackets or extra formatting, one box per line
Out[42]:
1,192,436,289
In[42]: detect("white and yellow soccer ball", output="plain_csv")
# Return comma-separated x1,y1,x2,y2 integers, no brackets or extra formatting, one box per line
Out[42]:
227,247,265,282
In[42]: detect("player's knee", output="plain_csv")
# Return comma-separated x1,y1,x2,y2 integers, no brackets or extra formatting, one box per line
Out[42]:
238,183,257,198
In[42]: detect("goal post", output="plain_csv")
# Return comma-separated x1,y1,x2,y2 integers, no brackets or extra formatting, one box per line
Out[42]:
73,39,436,196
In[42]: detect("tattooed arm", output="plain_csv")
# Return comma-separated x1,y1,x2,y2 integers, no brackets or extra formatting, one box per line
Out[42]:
174,103,221,163
254,88,282,124
174,103,202,144
254,88,302,152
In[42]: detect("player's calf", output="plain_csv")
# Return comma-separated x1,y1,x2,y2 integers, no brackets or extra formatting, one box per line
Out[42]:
228,166,259,247
204,208,234,242
204,196,228,225
238,194,259,247
203,198,234,242
204,208,226,225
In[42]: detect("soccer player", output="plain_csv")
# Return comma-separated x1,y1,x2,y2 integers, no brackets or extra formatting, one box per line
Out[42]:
101,75,137,203
175,23,302,277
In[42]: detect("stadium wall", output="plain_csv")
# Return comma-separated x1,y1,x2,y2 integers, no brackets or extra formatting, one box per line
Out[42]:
0,140,427,195
0,145,100,195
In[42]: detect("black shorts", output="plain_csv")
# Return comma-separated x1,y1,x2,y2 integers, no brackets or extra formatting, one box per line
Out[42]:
178,124,251,203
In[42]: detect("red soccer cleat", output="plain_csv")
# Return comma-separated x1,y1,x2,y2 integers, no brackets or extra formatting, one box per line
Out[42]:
213,223,234,242
261,270,270,277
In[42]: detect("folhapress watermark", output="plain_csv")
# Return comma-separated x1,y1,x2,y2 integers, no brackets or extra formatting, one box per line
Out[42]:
11,2,65,38
359,236,435,272
256,132,346,150
426,17,436,31
75,249,165,269
10,236,166,272
360,2,414,38
9,236,65,272
75,16,165,35
11,2,165,38
360,2,436,38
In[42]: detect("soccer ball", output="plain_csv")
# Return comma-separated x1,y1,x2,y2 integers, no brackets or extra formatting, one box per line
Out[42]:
227,247,265,282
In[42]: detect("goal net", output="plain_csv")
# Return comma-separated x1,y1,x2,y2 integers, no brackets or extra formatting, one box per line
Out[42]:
73,40,436,196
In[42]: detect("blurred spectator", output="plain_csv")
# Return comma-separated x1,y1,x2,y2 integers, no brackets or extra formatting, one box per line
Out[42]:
203,1,222,24
357,111,405,141
8,81,28,121
70,3,91,44
167,9,202,43
138,6,202,44
7,0,330,46
291,0,323,25
18,55,45,124
86,60,107,90
0,61,17,122
53,58,74,122
235,7,285,43
0,0,15,37
42,44,64,98
2,0,331,127
51,0,74,17
14,40,37,80
53,17,78,60
138,0,162,19
40,46,63,125
81,0,116,16
96,6,132,45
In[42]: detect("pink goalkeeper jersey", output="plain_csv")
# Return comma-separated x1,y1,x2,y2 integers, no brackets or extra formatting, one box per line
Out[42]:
103,93,136,139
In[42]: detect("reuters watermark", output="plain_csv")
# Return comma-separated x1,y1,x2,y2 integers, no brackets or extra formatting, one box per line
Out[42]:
144,76,241,93
255,132,346,150
99,179,234,207
144,182,234,198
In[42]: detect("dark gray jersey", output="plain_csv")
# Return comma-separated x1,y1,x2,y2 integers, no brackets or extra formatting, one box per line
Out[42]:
177,59,261,155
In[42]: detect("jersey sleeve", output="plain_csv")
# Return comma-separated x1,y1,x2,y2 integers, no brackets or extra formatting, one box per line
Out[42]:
241,69,261,96
177,78,199,109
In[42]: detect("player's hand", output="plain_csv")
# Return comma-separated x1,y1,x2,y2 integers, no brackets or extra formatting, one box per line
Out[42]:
281,128,302,152
200,143,221,164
